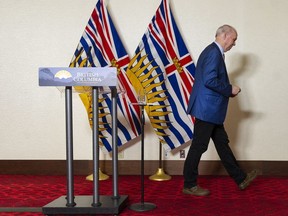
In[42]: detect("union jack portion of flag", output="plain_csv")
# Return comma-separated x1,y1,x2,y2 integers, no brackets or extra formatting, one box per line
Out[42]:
69,0,141,151
128,0,195,150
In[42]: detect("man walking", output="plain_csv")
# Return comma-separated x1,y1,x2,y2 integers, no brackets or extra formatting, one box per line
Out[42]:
183,25,258,196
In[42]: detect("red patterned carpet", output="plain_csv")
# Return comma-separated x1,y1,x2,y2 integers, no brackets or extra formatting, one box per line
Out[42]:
0,174,288,216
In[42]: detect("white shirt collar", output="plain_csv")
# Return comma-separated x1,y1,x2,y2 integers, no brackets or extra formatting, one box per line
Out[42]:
214,41,224,55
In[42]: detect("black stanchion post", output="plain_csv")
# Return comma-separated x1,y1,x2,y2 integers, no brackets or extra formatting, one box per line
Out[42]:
129,104,156,212
92,87,101,207
65,86,76,207
111,87,120,199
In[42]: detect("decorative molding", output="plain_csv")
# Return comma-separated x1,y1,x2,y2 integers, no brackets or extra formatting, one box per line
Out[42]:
0,160,287,176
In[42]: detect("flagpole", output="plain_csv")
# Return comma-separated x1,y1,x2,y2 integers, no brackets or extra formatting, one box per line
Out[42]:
149,141,171,181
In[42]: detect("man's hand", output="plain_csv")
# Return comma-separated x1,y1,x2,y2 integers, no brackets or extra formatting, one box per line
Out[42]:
232,85,241,97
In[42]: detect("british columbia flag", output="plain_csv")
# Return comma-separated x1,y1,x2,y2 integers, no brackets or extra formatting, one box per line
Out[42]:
69,0,141,151
128,0,195,150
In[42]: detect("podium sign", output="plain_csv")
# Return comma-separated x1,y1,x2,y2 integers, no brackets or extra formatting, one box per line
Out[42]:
39,67,127,215
39,67,117,87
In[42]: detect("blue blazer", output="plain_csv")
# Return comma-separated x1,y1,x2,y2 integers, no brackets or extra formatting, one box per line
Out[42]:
187,42,232,124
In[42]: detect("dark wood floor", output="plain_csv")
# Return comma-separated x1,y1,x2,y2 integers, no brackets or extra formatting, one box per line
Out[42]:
1,160,288,176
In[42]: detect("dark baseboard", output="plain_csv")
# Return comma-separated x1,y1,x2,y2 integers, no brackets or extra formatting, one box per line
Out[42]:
0,160,287,176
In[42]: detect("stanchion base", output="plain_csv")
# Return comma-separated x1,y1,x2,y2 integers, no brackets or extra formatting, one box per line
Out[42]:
129,202,156,212
149,168,172,181
42,195,128,215
86,169,110,181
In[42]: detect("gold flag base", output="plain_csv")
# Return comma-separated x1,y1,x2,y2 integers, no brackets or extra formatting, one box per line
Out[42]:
149,168,171,181
86,169,109,181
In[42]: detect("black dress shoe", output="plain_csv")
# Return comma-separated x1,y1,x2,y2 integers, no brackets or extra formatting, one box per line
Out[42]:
239,169,258,190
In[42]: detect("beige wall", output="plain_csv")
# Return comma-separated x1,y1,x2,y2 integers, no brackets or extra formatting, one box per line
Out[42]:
0,0,287,161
